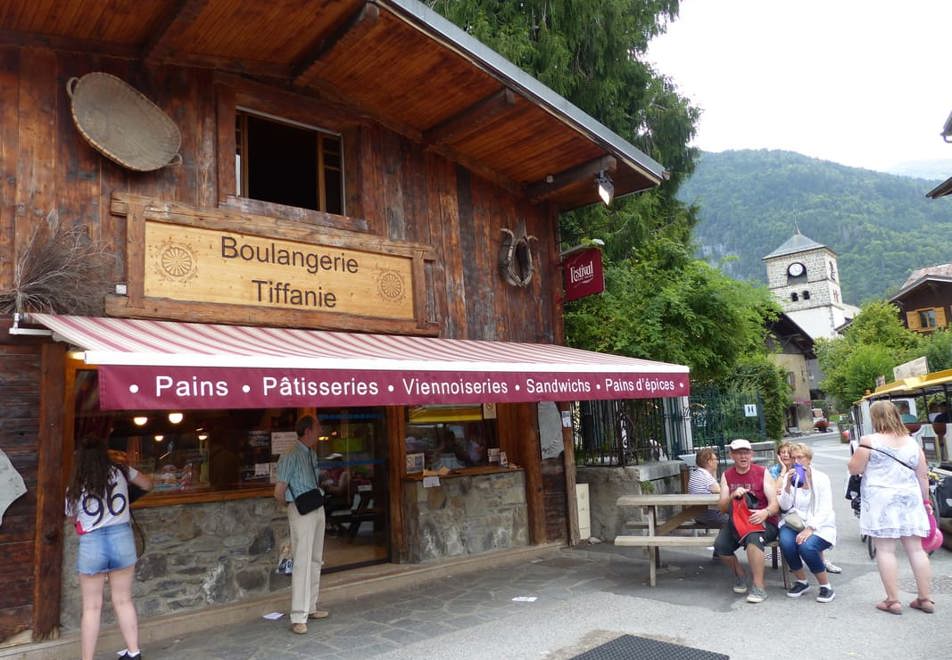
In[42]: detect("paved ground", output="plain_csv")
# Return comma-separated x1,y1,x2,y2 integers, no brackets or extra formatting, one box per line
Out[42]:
130,434,952,659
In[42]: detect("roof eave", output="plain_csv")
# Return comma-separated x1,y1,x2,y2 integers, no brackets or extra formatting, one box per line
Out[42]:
380,0,666,187
926,176,952,199
889,275,952,302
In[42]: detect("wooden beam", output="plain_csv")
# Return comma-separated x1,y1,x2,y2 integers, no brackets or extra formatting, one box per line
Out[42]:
558,402,580,546
526,155,617,204
104,295,441,335
0,29,138,60
423,89,517,146
152,51,289,81
386,406,408,562
32,342,66,640
110,192,436,257
291,3,380,83
427,141,523,197
142,0,210,61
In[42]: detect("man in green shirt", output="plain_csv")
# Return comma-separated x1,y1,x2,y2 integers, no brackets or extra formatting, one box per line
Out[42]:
274,415,329,633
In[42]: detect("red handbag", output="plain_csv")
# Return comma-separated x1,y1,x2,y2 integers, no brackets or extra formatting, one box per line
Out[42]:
731,494,766,541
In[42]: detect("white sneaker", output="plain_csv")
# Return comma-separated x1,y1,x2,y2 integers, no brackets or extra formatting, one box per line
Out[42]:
824,560,842,574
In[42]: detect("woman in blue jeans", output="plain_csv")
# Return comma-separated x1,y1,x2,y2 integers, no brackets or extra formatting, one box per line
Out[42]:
66,435,152,660
778,443,837,603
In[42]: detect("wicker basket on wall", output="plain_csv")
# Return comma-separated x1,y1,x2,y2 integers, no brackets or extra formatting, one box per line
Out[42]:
67,72,182,172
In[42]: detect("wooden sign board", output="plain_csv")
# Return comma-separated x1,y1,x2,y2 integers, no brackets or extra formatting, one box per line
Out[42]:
110,193,438,334
144,222,414,320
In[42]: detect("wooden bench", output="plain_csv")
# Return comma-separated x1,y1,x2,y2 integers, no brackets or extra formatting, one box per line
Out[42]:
615,535,716,586
616,532,788,588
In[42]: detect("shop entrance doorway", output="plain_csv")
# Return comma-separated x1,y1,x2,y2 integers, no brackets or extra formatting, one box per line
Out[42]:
317,408,389,570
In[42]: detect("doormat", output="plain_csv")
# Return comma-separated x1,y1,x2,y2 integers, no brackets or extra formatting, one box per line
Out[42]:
571,634,728,660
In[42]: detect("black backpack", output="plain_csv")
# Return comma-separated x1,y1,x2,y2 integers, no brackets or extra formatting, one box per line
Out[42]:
935,477,952,519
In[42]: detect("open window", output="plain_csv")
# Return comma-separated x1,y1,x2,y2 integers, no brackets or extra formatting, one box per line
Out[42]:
235,110,343,215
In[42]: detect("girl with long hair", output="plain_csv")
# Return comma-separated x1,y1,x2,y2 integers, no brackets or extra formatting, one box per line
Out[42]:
848,400,933,615
66,434,152,660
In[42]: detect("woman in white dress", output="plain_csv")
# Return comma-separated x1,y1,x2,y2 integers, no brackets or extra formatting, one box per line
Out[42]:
848,400,933,615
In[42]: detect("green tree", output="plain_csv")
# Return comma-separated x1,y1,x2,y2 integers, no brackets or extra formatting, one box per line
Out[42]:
434,3,784,420
816,301,922,406
564,238,781,383
734,357,791,440
922,329,952,372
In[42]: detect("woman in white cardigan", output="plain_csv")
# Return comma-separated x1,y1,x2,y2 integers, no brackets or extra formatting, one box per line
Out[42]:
778,443,837,603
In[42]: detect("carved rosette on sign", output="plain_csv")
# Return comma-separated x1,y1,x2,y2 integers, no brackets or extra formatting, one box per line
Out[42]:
376,270,406,302
152,239,199,284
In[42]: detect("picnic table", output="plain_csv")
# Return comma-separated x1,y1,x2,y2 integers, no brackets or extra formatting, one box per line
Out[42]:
615,493,720,586
615,492,786,587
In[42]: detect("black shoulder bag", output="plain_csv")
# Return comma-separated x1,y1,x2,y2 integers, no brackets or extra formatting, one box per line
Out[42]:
288,450,324,515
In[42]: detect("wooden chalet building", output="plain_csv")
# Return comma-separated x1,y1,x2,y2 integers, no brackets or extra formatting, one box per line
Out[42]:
891,264,952,333
0,0,689,644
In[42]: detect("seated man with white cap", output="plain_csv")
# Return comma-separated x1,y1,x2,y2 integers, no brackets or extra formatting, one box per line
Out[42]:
714,438,780,604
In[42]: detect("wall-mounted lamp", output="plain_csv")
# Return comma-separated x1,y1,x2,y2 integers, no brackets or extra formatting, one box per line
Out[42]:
133,416,148,426
942,110,952,143
168,412,184,424
153,434,164,442
596,170,614,206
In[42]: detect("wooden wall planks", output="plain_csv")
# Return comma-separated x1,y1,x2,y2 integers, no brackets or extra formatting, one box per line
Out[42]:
0,47,567,594
0,342,41,641
0,48,20,287
1,49,558,344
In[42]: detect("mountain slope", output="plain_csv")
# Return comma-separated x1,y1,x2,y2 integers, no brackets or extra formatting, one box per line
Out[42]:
679,150,952,304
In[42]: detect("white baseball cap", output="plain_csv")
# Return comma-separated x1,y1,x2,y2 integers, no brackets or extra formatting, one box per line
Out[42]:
729,439,752,451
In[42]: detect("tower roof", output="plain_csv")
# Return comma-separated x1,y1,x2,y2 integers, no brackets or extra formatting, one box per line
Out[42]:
762,232,831,260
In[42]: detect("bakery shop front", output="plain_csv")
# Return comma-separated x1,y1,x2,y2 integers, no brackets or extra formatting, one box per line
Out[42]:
0,0,688,644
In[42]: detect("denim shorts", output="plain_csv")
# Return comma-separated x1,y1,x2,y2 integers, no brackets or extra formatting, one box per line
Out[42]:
77,522,137,575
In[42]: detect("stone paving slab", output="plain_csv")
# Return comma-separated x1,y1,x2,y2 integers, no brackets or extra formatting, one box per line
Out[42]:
95,436,952,659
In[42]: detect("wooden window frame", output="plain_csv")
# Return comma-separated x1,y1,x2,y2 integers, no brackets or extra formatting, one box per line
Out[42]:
235,109,344,216
215,77,368,233
907,306,946,332
918,307,938,329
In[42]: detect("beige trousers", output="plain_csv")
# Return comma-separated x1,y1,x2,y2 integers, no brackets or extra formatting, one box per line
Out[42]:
287,503,326,624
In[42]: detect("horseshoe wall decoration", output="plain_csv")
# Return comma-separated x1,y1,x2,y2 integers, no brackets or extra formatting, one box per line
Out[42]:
499,224,537,287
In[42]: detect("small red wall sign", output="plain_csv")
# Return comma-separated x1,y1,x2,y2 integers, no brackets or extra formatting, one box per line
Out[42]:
562,247,605,302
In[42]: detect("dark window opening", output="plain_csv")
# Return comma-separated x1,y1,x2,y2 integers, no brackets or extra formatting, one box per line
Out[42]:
236,111,343,215
802,290,811,300
791,292,799,301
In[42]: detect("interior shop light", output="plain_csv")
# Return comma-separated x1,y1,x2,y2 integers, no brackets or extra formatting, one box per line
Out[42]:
133,416,148,426
168,412,184,424
153,434,164,442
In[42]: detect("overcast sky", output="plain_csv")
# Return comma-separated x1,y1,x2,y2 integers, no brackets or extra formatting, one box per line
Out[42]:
645,0,952,174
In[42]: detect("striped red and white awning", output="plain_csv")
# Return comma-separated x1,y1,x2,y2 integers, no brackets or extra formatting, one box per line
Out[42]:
32,314,689,410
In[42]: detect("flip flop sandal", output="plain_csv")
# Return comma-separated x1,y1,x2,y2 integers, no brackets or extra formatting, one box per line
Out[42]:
876,599,902,615
909,598,935,614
